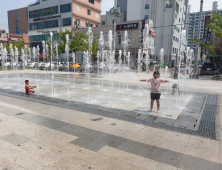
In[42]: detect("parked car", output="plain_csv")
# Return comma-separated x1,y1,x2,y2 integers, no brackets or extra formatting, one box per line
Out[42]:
200,63,219,75
74,63,82,70
4,62,10,67
28,62,35,68
79,63,94,72
39,63,50,70
59,63,69,71
171,65,189,74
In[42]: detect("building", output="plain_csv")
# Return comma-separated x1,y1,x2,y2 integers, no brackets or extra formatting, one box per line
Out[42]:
187,4,222,57
7,33,29,46
101,11,125,27
28,0,102,48
7,7,29,34
116,0,189,66
75,19,155,69
0,30,8,45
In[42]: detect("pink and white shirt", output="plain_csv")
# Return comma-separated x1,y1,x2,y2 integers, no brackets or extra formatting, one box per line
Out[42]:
147,78,165,93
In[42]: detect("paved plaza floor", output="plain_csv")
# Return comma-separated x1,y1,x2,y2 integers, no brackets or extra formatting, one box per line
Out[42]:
0,70,221,170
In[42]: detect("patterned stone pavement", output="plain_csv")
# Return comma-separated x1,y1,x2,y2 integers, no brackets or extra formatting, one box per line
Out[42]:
0,94,221,170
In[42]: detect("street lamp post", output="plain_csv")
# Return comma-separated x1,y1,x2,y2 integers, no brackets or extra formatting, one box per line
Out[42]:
194,0,203,78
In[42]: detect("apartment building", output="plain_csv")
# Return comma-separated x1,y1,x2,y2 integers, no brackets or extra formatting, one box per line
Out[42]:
28,0,102,47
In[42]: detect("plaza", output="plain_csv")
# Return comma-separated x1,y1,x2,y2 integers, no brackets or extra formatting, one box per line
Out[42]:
0,69,221,170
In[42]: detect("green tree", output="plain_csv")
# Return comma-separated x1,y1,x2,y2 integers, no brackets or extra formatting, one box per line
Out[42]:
70,31,88,54
91,35,99,59
57,29,72,54
3,41,25,55
190,12,222,56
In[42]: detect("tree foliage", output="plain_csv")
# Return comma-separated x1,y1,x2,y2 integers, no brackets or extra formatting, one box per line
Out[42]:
70,32,88,53
57,30,100,59
57,29,72,54
3,40,25,54
190,12,222,56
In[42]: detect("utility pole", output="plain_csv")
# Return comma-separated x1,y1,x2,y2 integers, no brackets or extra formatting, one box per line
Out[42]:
113,0,117,52
110,0,120,55
194,0,203,77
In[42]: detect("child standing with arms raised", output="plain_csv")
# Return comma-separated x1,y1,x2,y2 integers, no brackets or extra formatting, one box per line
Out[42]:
140,71,169,113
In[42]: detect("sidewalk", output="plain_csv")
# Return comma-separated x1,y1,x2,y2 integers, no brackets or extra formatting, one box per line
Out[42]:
0,94,221,170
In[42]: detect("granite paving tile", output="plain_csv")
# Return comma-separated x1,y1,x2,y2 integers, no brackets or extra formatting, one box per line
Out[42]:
70,138,105,152
179,155,220,170
0,133,30,146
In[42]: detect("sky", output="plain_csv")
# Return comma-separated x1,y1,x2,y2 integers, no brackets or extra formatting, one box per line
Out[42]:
0,0,221,32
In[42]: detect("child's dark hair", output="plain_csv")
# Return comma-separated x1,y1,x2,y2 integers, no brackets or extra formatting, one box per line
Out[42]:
25,80,29,83
153,71,160,77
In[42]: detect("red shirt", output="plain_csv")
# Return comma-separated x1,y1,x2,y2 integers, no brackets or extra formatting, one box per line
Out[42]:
25,85,30,94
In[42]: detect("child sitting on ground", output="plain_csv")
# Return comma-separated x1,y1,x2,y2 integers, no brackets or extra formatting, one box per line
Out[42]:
140,71,169,113
25,80,36,95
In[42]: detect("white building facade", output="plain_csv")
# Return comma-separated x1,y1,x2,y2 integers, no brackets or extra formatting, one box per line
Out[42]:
118,0,188,66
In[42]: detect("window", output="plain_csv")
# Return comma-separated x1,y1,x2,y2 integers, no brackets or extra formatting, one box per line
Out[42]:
89,0,94,4
87,9,91,15
173,47,175,53
145,4,149,9
60,4,71,13
76,19,80,25
63,18,71,26
96,25,98,27
95,13,99,18
179,18,181,23
173,36,175,40
101,21,105,25
175,14,177,19
118,35,121,44
29,20,59,30
29,33,59,42
76,5,81,11
144,15,149,19
46,20,58,28
86,22,91,27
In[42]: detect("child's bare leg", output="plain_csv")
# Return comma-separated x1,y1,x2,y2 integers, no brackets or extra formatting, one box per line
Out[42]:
156,100,160,113
178,87,180,96
172,88,175,95
149,99,154,112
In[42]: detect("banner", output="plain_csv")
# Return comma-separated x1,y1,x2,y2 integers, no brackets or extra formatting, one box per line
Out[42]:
149,47,155,55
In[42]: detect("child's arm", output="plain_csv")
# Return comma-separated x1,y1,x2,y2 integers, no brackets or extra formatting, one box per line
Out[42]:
164,80,169,83
29,86,37,89
140,79,147,82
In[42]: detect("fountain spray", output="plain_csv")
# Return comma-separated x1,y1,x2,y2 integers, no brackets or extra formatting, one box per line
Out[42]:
65,34,71,99
159,48,164,73
108,30,113,105
72,52,76,87
55,44,59,81
122,30,129,67
50,32,54,96
99,31,105,96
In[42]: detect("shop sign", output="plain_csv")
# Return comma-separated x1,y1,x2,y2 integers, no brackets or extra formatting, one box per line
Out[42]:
8,37,21,41
116,23,139,30
148,47,155,55
149,30,155,37
42,30,58,34
33,15,61,22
